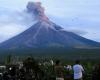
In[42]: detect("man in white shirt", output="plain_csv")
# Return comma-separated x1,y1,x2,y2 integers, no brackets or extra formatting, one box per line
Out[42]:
73,60,84,80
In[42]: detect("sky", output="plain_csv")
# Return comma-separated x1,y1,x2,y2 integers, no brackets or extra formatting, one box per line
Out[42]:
0,0,100,43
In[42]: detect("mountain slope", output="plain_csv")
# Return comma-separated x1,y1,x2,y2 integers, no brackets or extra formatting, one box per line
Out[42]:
0,20,100,49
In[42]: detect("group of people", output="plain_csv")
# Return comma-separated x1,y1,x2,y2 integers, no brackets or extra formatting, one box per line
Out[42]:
54,60,100,80
0,57,100,80
55,60,84,80
0,57,44,80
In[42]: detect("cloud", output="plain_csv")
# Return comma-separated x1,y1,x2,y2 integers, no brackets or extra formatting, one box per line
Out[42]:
68,29,88,36
0,24,25,43
0,8,35,25
0,8,37,43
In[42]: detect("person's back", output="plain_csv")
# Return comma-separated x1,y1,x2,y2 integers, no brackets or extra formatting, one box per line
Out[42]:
73,60,84,80
55,65,64,78
55,60,64,80
92,64,100,80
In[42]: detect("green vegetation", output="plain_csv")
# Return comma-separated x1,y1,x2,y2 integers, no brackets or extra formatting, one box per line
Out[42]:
0,48,100,60
0,49,100,79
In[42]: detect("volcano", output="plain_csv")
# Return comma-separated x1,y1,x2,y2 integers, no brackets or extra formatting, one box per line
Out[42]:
0,20,100,49
0,2,100,50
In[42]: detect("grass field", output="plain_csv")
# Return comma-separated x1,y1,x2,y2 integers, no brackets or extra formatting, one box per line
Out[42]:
0,48,100,61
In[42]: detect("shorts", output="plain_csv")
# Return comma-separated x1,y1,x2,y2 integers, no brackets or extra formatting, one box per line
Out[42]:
56,77,64,80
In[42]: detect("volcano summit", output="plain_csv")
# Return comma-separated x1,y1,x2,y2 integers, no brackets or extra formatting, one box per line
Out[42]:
0,2,100,50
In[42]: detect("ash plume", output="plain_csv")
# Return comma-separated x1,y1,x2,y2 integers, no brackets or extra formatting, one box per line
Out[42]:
27,2,49,21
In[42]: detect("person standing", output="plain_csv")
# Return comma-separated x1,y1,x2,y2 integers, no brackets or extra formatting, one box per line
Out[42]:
54,60,64,80
92,63,100,80
73,60,84,80
64,64,72,80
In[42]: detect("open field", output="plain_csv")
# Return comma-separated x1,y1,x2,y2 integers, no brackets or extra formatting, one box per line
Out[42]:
0,48,100,59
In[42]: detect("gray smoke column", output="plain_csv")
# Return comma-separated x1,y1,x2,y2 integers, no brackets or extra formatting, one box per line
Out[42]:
27,2,49,21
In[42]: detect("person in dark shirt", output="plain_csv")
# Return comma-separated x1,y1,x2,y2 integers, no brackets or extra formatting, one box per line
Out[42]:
54,60,64,80
92,63,100,80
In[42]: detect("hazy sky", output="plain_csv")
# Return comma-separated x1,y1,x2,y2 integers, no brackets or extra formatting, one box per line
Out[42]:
0,0,100,43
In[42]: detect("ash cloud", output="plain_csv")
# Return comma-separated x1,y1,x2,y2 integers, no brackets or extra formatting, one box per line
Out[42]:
26,2,49,21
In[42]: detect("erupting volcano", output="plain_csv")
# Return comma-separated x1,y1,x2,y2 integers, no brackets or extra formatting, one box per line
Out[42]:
0,2,100,50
